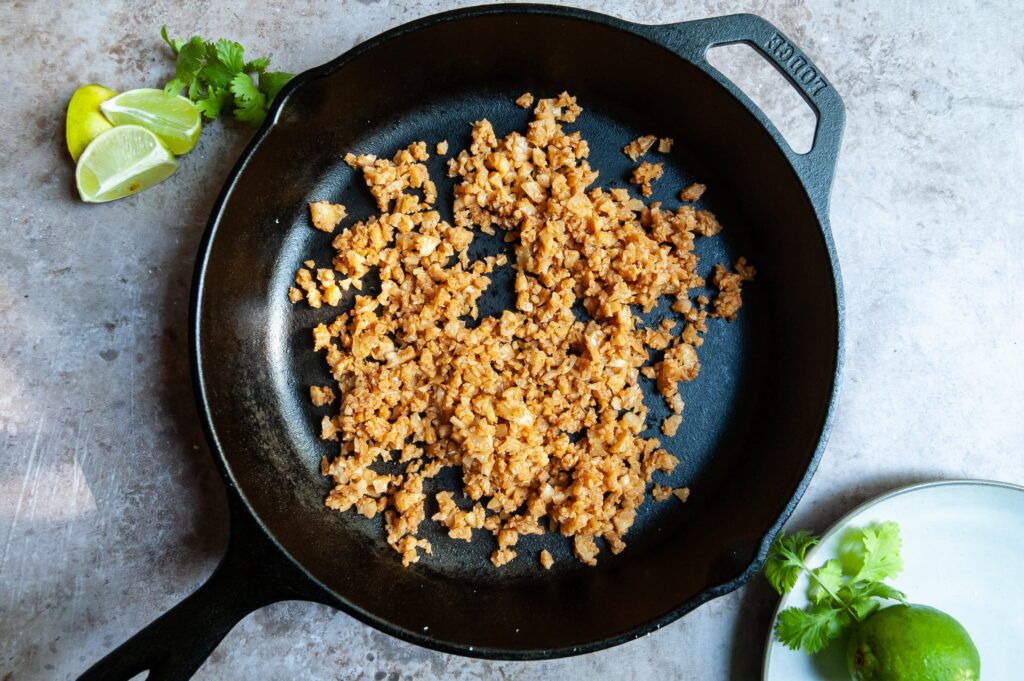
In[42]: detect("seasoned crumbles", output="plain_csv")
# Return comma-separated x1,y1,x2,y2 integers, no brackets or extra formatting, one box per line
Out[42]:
515,92,535,109
680,182,706,202
623,134,657,161
630,161,664,197
309,201,347,233
291,92,753,568
709,257,756,321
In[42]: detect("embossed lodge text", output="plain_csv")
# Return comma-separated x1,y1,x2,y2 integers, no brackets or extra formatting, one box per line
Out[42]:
765,33,828,97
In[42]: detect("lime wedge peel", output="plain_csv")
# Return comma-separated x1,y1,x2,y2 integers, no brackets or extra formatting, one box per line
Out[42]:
100,88,202,156
75,125,177,203
66,84,117,163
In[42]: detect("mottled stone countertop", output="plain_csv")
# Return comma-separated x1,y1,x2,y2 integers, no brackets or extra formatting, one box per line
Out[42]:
1,1,1021,679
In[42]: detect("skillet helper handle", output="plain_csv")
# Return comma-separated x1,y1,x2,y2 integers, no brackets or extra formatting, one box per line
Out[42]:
652,13,845,213
78,510,313,681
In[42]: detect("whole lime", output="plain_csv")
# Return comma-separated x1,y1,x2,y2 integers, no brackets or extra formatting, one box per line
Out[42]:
847,604,980,681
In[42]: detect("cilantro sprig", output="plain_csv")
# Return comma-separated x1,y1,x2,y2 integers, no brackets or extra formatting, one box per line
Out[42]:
765,522,907,654
160,26,293,127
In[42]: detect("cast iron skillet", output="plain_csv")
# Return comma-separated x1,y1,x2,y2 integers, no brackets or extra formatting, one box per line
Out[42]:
81,5,845,679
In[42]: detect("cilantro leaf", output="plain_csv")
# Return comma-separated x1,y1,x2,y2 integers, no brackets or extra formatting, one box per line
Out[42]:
161,25,184,53
851,522,904,583
764,529,819,595
230,72,263,105
775,605,849,654
215,39,245,73
174,36,207,85
764,521,908,657
845,591,883,621
159,28,289,127
808,559,843,604
196,87,233,121
199,59,236,90
230,73,267,125
233,102,267,126
164,77,188,96
245,56,271,73
258,70,293,106
851,581,907,604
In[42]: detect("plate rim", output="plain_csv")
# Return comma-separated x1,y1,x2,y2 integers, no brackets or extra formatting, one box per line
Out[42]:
760,477,1024,679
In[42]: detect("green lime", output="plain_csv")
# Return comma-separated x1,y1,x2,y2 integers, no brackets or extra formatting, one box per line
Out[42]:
100,88,201,155
75,124,177,203
66,84,117,162
847,604,980,681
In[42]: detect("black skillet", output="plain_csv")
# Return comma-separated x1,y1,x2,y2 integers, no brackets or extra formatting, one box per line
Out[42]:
80,5,845,679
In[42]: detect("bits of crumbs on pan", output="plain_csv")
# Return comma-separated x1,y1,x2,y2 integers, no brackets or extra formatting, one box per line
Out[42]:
300,92,753,568
291,265,347,309
293,267,321,308
661,414,682,437
344,142,436,212
658,137,674,153
680,182,706,202
652,485,673,501
316,269,343,306
709,257,756,321
310,385,336,406
309,201,347,233
673,487,690,503
304,260,315,268
515,92,534,109
539,550,554,570
436,140,449,155
623,134,657,161
320,415,337,441
657,343,700,414
630,161,664,197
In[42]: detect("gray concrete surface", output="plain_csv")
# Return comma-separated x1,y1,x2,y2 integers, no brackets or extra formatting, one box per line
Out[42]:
1,1,1022,679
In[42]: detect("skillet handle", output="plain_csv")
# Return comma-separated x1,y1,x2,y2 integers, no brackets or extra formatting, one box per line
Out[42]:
78,506,320,681
648,13,845,214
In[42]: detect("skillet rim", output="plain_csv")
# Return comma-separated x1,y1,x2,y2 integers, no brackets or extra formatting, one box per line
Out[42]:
189,2,846,659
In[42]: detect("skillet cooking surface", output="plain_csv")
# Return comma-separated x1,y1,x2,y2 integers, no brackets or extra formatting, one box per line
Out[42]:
194,7,843,656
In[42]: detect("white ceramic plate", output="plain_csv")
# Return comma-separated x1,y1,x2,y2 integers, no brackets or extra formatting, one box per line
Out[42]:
762,479,1024,680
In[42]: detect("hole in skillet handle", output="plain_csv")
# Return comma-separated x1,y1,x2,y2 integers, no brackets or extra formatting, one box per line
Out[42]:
640,13,846,215
706,44,817,154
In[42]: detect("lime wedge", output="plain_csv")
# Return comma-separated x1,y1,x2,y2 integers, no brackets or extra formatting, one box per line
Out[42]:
75,125,177,203
66,84,117,162
100,88,201,155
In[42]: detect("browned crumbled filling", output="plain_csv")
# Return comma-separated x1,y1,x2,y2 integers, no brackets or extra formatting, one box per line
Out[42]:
539,549,554,570
436,140,449,155
680,182,706,202
515,92,535,109
630,161,664,197
623,134,657,162
309,201,347,233
310,385,336,407
661,414,682,437
710,257,757,321
656,342,700,414
300,92,752,567
651,484,673,501
290,265,346,309
658,137,674,153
